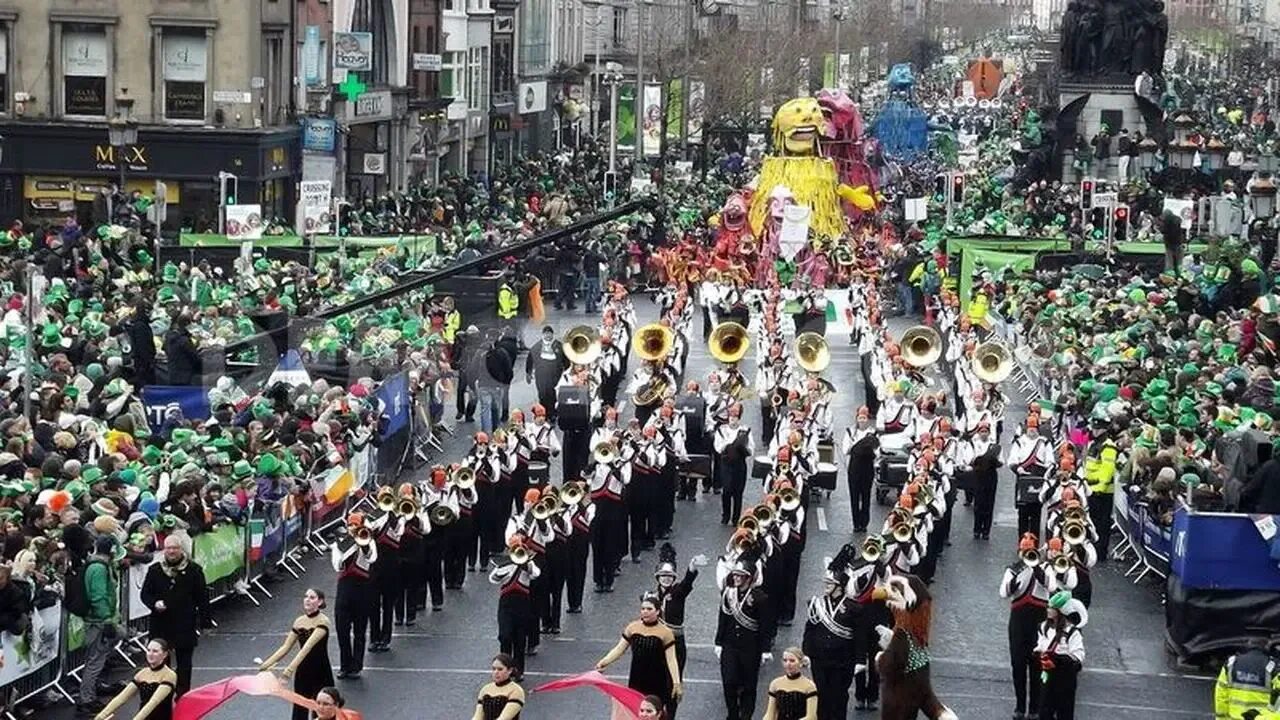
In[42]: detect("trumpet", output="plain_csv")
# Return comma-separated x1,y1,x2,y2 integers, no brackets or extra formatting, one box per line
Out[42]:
795,333,831,374
730,528,756,554
738,515,760,537
451,466,476,490
1062,520,1088,545
1020,548,1041,567
398,497,420,518
972,341,1013,384
560,481,586,506
778,486,801,512
376,487,396,513
892,520,915,543
1052,554,1072,574
1063,505,1087,523
353,526,374,546
509,545,531,565
429,503,457,526
563,325,603,366
535,493,563,518
901,326,942,368
861,535,885,562
753,503,777,528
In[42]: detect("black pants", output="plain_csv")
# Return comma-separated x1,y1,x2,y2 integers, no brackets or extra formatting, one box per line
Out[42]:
812,662,855,720
847,459,874,531
173,646,194,697
375,574,400,645
720,643,762,720
1088,491,1114,560
592,498,626,588
655,465,676,535
720,463,747,523
396,552,424,623
535,381,558,421
566,531,590,609
444,516,475,585
477,483,503,563
335,581,373,674
564,429,590,484
542,542,567,631
854,603,889,702
1018,502,1042,537
456,373,476,418
778,542,802,623
760,402,776,446
628,474,657,558
423,540,445,608
498,594,534,673
973,471,998,536
1040,659,1079,720
939,487,957,551
1009,605,1046,715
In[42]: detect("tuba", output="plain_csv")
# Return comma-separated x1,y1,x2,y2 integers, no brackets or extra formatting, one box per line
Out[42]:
972,341,1013,384
563,325,603,366
901,326,942,368
709,322,750,364
429,503,457,526
633,323,675,362
795,332,831,374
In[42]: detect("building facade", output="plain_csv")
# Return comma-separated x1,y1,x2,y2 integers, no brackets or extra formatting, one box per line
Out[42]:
0,0,299,233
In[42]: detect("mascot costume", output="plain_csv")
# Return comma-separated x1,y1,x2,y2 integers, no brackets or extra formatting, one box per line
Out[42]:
871,64,933,161
872,574,958,720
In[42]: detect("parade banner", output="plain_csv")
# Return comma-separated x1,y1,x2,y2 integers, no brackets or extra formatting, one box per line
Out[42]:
617,83,637,150
0,601,61,685
687,80,705,144
297,180,333,235
224,204,264,240
193,524,247,584
179,233,304,248
642,84,662,157
142,385,212,431
779,205,811,260
665,78,684,143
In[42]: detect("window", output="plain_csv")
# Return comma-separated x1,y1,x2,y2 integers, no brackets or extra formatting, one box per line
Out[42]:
264,33,285,124
612,7,628,46
352,0,390,85
492,36,513,95
467,47,487,109
0,27,8,113
162,30,207,121
62,25,109,117
440,51,464,100
445,0,458,12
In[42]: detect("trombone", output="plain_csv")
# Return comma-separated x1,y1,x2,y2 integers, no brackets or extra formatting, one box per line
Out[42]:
375,486,397,513
778,486,801,512
1051,554,1072,573
563,325,603,366
972,341,1013,384
795,332,830,374
901,326,942,368
428,502,457,527
1062,519,1089,545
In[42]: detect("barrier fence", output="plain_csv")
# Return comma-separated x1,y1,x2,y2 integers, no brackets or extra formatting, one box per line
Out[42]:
0,448,377,719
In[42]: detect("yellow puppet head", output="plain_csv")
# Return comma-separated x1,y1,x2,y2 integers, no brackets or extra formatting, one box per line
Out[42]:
772,98,823,157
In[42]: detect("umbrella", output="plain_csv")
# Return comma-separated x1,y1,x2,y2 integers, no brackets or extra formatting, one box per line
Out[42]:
534,671,646,720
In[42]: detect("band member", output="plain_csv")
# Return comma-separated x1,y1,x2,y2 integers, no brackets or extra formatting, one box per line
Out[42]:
368,488,404,652
421,468,450,611
875,381,917,453
465,432,505,569
839,535,890,711
802,563,859,720
394,483,427,627
506,488,557,656
714,404,754,525
597,331,627,408
1007,415,1054,536
542,489,571,636
558,368,597,482
508,409,534,494
1035,592,1088,720
594,594,684,717
589,447,631,593
704,373,733,494
331,513,378,678
842,407,879,533
527,404,561,489
628,359,679,426
629,425,666,560
648,403,687,538
965,420,1002,540
490,536,542,679
715,556,775,720
563,481,594,614
773,480,806,625
1044,537,1078,596
1000,533,1050,720
761,647,819,720
526,325,568,420
756,341,792,445
653,544,706,694
443,464,480,589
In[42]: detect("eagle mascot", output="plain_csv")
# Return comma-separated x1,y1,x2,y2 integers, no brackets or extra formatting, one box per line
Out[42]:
872,574,957,720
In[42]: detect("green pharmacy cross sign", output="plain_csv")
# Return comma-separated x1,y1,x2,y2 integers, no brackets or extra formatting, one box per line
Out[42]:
338,73,367,102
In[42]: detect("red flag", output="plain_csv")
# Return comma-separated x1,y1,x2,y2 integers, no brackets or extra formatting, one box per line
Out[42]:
534,671,645,719
174,673,362,720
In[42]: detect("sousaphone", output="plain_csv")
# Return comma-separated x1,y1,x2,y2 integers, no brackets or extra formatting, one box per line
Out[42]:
709,322,750,364
972,341,1013,384
633,323,675,362
901,326,942,368
795,332,830,374
563,325,602,366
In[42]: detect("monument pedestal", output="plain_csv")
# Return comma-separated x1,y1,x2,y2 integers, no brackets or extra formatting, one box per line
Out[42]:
1057,81,1151,182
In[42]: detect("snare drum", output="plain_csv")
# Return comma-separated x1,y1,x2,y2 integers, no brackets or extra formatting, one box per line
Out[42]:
528,461,550,486
681,454,713,479
817,441,836,465
752,455,774,479
813,462,838,491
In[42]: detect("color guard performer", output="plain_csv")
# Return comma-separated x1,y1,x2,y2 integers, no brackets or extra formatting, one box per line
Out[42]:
652,544,707,719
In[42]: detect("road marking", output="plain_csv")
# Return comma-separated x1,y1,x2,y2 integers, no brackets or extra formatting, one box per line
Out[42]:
815,507,828,532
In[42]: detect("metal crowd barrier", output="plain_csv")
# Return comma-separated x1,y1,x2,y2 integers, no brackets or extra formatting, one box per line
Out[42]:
3,447,379,716
1112,488,1173,584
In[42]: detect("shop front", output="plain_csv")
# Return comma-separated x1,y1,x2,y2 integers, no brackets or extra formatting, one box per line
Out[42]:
0,122,300,235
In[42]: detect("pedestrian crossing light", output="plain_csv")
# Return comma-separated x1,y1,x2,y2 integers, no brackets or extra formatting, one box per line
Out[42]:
218,171,239,207
1080,179,1094,210
951,174,965,206
1113,205,1130,242
933,174,947,203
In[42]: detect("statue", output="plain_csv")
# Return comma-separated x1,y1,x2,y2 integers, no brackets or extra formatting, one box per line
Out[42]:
1059,0,1166,78
1060,1,1081,73
1073,0,1103,76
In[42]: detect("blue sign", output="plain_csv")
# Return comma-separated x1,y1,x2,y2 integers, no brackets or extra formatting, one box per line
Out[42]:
377,372,410,439
1171,508,1280,591
142,386,212,431
302,118,337,153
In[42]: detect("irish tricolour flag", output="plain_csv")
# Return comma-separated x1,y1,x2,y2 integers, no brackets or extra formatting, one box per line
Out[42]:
320,465,355,505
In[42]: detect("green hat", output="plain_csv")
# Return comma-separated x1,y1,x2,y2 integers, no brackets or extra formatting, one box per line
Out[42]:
118,468,139,487
81,467,104,484
62,479,89,502
232,459,254,480
256,454,281,476
1142,379,1170,400
162,262,180,284
1135,425,1159,450
1177,396,1197,414
1204,382,1223,398
1217,344,1237,364
170,429,197,448
135,249,154,266
168,449,191,466
1148,396,1170,419
1181,362,1198,375
1177,412,1199,429
1255,413,1273,430
1180,472,1201,488
157,287,178,304
254,258,271,273
1049,591,1071,610
140,445,163,466
40,324,66,348
251,401,273,421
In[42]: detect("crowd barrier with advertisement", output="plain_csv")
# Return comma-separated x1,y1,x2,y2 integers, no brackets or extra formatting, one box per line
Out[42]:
0,448,377,718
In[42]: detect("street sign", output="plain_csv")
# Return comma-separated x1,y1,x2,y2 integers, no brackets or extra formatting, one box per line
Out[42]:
212,90,252,104
412,53,442,72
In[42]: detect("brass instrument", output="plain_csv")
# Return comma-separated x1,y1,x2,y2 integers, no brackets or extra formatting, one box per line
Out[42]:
564,325,603,366
901,326,942,368
753,503,777,528
1063,505,1087,523
633,373,670,408
972,341,1013,384
540,492,563,517
709,322,750,364
429,503,457,526
1020,548,1041,567
1062,520,1088,545
738,515,760,537
778,486,801,512
1052,554,1072,573
633,323,675,362
770,388,788,408
593,440,619,465
560,481,586,506
730,528,755,553
375,487,396,513
892,520,915,543
353,526,374,546
509,545,531,565
861,535,885,562
451,466,476,490
795,333,831,374
398,497,420,518
532,499,553,521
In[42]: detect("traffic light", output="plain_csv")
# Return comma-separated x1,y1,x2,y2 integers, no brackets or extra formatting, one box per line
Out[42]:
1080,179,1094,210
218,172,239,207
1113,205,1130,242
951,173,965,206
603,171,618,203
933,174,947,203
1089,206,1106,232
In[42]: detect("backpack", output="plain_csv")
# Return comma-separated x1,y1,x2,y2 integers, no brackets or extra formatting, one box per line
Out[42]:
63,559,104,618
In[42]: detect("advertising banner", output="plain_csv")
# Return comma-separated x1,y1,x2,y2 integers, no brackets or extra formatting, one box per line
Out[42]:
518,81,548,114
642,84,662,157
225,204,264,240
687,80,705,144
297,180,332,235
142,386,212,431
333,32,374,71
193,524,247,584
0,602,61,685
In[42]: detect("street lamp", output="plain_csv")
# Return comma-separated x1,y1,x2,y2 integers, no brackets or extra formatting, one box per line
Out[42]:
1138,137,1158,177
107,93,139,203
1205,137,1227,174
1248,173,1277,220
603,61,625,205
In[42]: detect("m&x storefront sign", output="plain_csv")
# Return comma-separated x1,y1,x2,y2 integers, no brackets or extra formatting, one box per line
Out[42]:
93,144,150,172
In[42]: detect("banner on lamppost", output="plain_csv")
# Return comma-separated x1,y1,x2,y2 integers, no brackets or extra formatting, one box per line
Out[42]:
823,54,836,88
665,77,684,144
797,57,810,96
687,79,706,144
759,67,774,119
838,53,852,89
642,83,662,157
617,83,637,150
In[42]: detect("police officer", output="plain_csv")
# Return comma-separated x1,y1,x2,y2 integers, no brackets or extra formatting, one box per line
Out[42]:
1215,638,1280,720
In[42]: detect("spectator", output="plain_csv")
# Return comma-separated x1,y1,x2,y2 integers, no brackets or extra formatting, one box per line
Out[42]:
163,314,202,386
77,536,123,715
140,532,208,697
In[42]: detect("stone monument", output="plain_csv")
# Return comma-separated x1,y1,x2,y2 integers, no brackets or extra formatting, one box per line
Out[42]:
1055,0,1169,181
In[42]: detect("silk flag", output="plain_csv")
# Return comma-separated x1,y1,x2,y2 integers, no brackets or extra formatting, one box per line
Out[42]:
174,672,361,720
320,465,355,505
534,671,645,720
